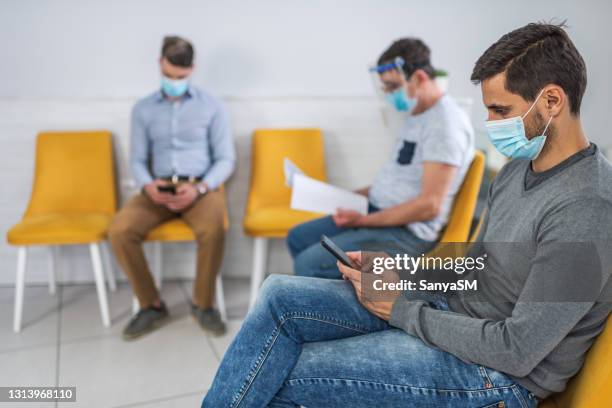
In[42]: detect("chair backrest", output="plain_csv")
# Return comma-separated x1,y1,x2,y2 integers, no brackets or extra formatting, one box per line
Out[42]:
439,150,485,243
24,130,117,217
540,313,612,408
245,128,327,213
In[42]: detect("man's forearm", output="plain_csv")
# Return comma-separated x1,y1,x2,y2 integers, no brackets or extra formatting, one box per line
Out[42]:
131,161,154,190
202,158,235,190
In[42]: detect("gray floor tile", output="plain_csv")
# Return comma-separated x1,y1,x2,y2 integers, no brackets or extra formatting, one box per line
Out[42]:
59,281,191,343
182,277,250,320
0,285,59,353
57,319,218,407
0,345,56,408
112,390,204,407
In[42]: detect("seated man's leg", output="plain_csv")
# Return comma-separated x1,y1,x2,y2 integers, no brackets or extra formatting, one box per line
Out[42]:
108,194,175,308
286,215,346,259
269,330,536,408
293,226,436,279
202,274,390,407
182,189,227,334
181,189,226,310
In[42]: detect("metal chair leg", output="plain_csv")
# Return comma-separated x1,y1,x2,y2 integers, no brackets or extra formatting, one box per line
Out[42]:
47,246,56,295
90,243,111,327
216,274,227,322
101,242,117,292
153,241,162,290
249,237,268,310
13,247,28,333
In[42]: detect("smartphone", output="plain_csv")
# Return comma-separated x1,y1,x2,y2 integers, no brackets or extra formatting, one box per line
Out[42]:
157,184,177,195
320,235,356,268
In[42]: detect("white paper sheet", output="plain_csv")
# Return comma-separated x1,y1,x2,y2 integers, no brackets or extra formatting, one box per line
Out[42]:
283,158,305,188
290,173,368,215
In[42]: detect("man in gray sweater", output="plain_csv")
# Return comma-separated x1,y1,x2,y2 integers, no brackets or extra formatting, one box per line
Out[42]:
203,23,612,407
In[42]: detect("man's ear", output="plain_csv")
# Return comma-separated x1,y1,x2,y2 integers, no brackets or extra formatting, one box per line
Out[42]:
543,84,565,117
411,69,430,86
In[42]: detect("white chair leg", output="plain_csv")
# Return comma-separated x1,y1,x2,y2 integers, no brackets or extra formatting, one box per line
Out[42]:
153,241,162,290
47,246,56,295
249,237,269,310
132,297,139,315
13,247,28,333
90,243,111,327
102,242,117,292
216,274,227,322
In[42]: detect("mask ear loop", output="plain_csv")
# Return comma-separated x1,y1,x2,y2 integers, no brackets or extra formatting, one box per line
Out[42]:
522,88,546,119
541,114,554,137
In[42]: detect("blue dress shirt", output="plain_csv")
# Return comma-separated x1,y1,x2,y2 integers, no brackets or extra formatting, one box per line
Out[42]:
130,86,236,190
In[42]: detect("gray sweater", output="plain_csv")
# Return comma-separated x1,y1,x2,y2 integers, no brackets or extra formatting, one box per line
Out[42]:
390,145,612,398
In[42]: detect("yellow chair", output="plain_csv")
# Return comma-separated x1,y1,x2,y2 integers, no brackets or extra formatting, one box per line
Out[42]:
7,131,117,332
130,186,230,322
424,150,485,262
538,310,612,407
439,150,486,243
244,128,327,307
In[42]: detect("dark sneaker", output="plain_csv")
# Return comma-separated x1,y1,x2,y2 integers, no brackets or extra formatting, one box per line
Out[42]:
122,302,169,341
191,304,226,336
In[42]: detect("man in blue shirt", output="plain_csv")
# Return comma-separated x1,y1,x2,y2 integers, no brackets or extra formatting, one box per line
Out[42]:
108,36,236,340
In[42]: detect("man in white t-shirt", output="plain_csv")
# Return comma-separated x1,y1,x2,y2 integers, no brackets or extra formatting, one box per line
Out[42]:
287,38,475,279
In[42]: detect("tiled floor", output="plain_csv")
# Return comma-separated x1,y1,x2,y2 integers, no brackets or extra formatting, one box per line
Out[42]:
0,278,249,408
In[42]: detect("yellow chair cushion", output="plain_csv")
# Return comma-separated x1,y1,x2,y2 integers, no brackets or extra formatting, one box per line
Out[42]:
145,219,196,242
7,213,111,245
244,207,323,238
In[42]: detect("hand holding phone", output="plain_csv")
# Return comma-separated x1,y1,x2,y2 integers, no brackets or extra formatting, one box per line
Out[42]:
157,184,177,195
320,235,358,269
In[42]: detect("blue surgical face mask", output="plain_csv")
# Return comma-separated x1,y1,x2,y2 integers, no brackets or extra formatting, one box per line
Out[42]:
484,89,553,160
161,75,189,98
385,87,417,113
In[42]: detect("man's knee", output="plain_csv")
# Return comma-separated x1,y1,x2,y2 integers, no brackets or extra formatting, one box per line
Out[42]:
108,217,140,246
258,274,295,313
293,247,340,279
286,224,306,258
193,216,224,244
293,249,318,277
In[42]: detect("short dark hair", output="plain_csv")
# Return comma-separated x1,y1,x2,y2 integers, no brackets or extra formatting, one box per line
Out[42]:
161,36,194,67
471,22,586,116
378,38,436,79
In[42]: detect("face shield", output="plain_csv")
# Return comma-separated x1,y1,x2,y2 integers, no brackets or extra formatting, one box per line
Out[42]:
370,57,409,99
369,56,415,130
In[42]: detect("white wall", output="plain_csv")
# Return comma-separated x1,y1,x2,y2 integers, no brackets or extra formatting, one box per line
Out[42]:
0,0,610,284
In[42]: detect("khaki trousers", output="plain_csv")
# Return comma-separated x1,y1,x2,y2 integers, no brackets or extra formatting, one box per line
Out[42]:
108,190,226,309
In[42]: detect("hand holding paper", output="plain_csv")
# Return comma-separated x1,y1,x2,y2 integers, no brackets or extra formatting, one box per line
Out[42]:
290,173,368,215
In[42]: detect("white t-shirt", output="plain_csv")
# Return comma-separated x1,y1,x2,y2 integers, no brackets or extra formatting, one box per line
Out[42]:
368,94,475,241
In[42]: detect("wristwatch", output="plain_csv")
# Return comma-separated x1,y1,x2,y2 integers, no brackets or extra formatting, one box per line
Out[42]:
196,182,208,197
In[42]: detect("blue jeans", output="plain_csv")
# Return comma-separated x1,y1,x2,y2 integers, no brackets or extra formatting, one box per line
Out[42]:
202,275,538,407
287,206,436,279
